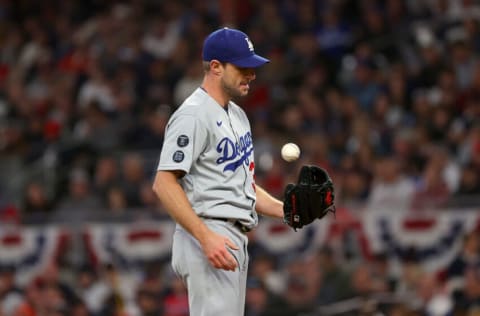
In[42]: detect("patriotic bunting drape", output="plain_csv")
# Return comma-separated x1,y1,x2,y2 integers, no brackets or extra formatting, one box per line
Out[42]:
1,208,479,285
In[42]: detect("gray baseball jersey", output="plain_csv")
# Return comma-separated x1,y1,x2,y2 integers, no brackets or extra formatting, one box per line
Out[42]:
157,87,258,229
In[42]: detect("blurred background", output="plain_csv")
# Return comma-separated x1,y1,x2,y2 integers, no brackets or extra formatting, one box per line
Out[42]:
1,0,480,315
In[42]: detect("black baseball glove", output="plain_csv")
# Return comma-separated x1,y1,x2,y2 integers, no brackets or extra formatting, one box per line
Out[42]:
283,165,335,230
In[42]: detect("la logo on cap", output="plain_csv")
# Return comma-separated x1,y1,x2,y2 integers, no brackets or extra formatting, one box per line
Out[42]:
245,37,254,52
202,27,269,68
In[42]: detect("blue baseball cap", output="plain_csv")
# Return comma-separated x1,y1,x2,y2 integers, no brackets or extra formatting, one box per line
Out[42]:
202,27,270,68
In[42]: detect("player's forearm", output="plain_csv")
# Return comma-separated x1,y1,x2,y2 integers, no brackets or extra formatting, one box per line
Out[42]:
153,171,210,241
255,185,284,219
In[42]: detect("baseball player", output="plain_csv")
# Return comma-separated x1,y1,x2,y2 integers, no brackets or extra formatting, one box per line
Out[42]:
152,27,284,316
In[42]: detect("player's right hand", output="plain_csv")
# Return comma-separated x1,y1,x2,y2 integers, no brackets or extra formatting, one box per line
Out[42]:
199,230,239,271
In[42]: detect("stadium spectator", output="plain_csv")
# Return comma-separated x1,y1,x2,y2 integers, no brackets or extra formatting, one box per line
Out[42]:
315,246,353,305
0,266,23,316
54,168,102,222
93,155,119,201
244,277,288,316
366,156,416,212
22,181,53,216
119,153,146,208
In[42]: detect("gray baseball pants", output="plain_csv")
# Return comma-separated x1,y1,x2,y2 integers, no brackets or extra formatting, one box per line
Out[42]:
171,219,249,316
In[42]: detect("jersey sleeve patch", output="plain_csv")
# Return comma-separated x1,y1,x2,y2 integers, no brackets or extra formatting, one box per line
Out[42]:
172,150,185,162
177,135,189,147
157,113,207,173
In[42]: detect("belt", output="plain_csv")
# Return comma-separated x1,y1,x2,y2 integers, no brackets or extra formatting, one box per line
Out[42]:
202,217,252,233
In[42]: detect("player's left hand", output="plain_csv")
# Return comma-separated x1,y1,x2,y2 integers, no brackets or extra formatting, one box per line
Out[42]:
283,165,335,230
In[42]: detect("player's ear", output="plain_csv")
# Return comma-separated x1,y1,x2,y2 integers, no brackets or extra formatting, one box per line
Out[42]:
209,60,224,76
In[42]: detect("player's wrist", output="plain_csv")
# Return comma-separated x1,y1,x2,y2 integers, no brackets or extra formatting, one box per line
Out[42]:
193,222,212,245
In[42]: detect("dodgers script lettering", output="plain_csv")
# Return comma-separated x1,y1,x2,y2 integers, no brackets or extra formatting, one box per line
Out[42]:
216,132,254,172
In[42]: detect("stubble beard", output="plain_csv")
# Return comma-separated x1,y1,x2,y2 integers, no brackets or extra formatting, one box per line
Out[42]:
221,79,248,101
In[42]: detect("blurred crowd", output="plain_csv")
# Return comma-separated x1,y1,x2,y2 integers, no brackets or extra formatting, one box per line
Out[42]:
1,0,480,220
1,0,480,315
244,229,480,316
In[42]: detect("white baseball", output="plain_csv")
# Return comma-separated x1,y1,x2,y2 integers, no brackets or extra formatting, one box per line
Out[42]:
281,143,301,162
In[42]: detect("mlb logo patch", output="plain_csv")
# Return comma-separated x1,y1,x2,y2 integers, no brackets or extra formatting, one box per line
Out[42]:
173,151,185,163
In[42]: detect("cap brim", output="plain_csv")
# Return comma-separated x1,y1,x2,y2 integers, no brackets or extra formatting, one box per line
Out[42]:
230,54,270,68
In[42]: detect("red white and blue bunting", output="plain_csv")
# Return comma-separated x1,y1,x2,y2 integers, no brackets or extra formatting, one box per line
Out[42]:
362,209,480,272
83,221,175,269
2,209,479,280
0,225,68,286
253,216,330,254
